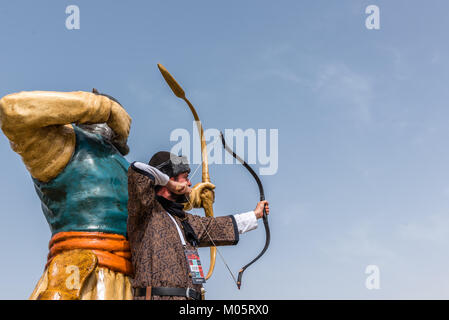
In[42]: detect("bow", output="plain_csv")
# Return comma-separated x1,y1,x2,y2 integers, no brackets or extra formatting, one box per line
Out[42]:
220,132,271,289
157,63,217,280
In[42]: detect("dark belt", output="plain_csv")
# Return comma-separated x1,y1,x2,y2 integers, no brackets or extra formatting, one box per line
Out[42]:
134,287,202,300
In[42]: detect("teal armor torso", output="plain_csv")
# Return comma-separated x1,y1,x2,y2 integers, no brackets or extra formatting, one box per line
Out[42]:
33,125,130,236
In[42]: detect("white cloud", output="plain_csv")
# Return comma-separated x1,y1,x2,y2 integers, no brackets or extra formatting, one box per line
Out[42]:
321,219,396,265
256,45,375,124
397,213,449,244
314,63,374,123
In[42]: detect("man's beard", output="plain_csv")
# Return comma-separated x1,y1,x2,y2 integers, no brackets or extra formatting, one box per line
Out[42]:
172,192,189,204
78,123,129,155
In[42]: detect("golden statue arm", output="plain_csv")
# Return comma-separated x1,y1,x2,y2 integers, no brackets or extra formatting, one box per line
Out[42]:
0,91,126,131
0,91,130,182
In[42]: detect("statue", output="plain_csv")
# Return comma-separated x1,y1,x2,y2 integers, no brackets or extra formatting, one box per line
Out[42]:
0,90,133,299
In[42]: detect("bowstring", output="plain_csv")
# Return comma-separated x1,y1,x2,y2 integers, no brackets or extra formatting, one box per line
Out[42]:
187,136,221,182
186,187,238,286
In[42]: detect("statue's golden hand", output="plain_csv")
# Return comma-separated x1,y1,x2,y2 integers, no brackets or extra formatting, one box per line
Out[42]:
107,101,131,154
107,101,131,142
184,182,215,210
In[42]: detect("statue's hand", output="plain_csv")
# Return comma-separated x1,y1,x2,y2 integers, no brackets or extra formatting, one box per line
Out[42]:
107,102,131,140
184,182,215,211
107,102,131,154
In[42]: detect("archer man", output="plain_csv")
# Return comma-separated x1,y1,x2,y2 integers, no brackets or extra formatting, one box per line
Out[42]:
0,90,135,300
127,151,269,300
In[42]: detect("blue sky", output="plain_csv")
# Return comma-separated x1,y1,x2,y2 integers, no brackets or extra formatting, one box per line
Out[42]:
1,0,449,299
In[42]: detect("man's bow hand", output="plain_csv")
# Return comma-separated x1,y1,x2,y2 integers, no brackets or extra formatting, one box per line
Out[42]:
254,200,270,219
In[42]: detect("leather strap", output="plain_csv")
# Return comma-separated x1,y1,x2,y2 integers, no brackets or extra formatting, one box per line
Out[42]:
145,287,152,300
134,287,202,300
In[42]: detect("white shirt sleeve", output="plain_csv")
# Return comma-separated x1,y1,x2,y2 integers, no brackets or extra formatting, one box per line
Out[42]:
233,211,258,234
133,162,170,186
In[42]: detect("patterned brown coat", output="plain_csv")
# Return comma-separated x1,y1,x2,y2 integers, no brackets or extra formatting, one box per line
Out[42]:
127,165,239,300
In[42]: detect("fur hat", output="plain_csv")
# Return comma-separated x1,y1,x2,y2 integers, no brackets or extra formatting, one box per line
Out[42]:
149,151,191,178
